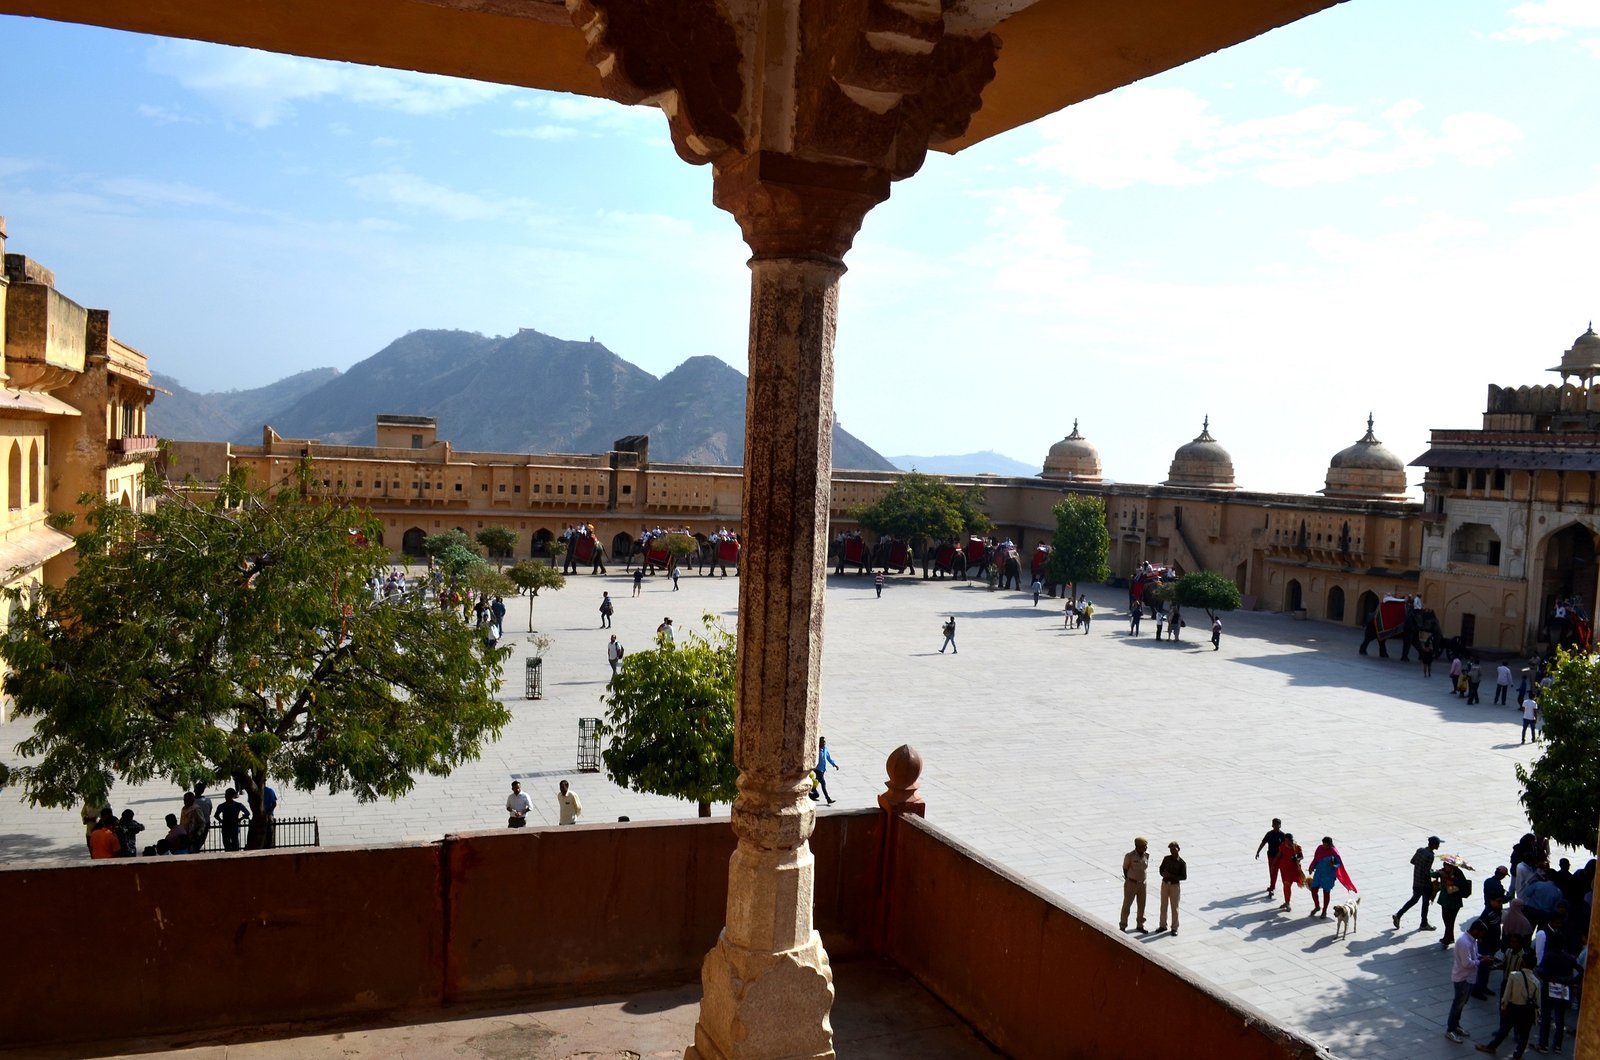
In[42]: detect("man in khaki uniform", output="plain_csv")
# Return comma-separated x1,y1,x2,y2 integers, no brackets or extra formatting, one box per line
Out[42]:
1121,837,1150,933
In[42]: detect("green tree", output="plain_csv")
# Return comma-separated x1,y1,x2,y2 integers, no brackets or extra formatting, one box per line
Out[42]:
0,479,510,849
1045,495,1109,592
661,532,698,567
507,559,567,631
1174,570,1243,621
850,471,992,544
1517,650,1600,852
600,614,738,817
475,526,519,565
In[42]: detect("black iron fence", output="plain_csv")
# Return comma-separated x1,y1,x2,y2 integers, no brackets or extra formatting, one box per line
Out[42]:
195,816,320,853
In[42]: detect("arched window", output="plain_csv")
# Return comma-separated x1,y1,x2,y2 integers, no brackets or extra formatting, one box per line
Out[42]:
28,440,40,505
401,527,427,557
1327,585,1346,622
1285,579,1303,611
7,443,21,510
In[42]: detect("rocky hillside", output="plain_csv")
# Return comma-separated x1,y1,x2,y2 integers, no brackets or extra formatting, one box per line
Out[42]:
148,328,896,470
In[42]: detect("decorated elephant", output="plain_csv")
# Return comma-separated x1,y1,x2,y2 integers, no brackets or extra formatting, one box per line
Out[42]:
702,534,740,577
923,539,967,580
1359,598,1442,660
877,537,914,574
993,542,1022,590
832,532,873,575
1029,544,1063,597
1129,563,1177,616
566,529,608,574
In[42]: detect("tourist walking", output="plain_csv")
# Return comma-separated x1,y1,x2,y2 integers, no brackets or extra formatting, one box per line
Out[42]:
1450,654,1464,696
1495,662,1513,705
1211,617,1222,651
1307,837,1343,917
490,594,506,630
1154,607,1166,641
939,616,957,654
1120,837,1150,933
1158,841,1186,934
213,788,251,851
1080,599,1094,633
1467,660,1483,704
557,779,582,826
1520,695,1539,744
607,635,624,676
632,568,644,597
876,571,885,598
670,564,680,590
1275,832,1306,911
657,617,675,647
1476,944,1538,1057
1436,860,1472,949
599,591,614,628
1129,604,1141,635
1394,835,1442,930
1447,920,1490,1043
1170,604,1184,641
1031,577,1042,606
1255,818,1286,898
814,737,840,805
506,780,531,828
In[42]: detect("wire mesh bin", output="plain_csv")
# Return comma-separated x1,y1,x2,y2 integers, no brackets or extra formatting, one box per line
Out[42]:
525,657,543,699
578,717,602,772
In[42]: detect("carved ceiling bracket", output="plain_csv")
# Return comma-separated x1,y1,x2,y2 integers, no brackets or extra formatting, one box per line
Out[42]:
567,0,998,257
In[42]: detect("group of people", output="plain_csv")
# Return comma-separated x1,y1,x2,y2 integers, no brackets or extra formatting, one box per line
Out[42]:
1255,819,1356,915
505,778,583,828
1120,836,1188,935
1442,654,1555,745
366,568,411,602
83,780,275,858
473,593,507,647
1419,832,1594,1054
1063,594,1095,631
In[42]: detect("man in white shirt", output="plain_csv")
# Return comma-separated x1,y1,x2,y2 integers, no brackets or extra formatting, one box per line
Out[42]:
607,635,624,675
1521,696,1540,745
505,780,531,828
558,779,583,826
1447,920,1488,1043
1495,663,1513,705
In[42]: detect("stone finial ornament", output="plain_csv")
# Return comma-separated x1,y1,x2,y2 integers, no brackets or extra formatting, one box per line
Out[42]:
879,744,925,817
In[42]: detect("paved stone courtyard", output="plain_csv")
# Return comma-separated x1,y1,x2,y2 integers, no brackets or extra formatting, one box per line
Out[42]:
0,566,1578,1059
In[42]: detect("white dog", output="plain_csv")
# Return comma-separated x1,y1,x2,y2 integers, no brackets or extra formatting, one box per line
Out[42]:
1332,895,1360,938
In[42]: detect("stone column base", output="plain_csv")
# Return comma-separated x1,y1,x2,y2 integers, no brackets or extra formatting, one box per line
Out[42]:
684,930,836,1060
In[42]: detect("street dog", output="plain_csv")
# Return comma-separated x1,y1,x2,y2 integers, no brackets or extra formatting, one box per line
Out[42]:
1332,895,1360,938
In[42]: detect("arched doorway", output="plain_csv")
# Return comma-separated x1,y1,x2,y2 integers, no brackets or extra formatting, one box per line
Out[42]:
1358,590,1380,627
612,531,633,559
1538,523,1599,642
401,527,426,556
533,528,554,556
1285,579,1302,612
1327,585,1346,623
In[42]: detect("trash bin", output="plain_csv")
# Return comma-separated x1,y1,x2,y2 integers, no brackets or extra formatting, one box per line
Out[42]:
525,657,544,699
578,717,601,772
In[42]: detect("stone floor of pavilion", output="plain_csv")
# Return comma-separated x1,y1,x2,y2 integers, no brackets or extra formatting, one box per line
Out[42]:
0,567,1578,1060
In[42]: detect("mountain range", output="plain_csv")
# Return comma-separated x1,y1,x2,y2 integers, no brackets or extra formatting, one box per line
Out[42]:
149,328,896,470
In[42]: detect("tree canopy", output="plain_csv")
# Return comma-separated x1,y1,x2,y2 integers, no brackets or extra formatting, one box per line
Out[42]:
475,526,519,562
1045,495,1109,589
506,560,567,631
850,472,992,543
600,613,738,817
1517,650,1600,852
0,476,510,848
1174,570,1243,620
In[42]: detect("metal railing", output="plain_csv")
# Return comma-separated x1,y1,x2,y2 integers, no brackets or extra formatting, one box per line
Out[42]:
195,816,320,853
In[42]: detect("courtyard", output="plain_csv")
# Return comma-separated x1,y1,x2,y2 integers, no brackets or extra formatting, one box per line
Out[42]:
0,566,1572,1060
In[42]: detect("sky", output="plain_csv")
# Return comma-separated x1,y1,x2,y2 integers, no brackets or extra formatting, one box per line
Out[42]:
1,1,1597,494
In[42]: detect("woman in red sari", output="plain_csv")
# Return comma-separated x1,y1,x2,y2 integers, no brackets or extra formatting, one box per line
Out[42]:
1276,832,1306,911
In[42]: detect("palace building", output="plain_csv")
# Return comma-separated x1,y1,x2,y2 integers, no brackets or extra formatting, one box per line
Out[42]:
168,326,1600,658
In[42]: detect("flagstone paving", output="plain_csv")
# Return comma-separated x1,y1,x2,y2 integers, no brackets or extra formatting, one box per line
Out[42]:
0,567,1579,1059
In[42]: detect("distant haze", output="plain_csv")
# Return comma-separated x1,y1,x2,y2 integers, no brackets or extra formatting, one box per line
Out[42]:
891,451,1041,478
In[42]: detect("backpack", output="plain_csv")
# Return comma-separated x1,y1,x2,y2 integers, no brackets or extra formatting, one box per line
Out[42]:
942,620,955,638
1460,876,1473,897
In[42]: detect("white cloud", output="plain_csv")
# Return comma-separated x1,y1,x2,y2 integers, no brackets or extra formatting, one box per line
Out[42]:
1278,68,1320,98
513,93,661,133
347,171,534,223
136,103,200,126
1024,86,1521,188
1490,1,1600,45
147,40,510,127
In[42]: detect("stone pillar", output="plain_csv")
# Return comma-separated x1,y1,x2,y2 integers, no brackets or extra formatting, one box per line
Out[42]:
1579,808,1600,1060
687,159,886,1060
563,7,998,1057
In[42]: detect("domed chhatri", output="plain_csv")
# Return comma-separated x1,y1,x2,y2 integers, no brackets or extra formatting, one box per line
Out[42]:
1323,414,1409,501
1550,322,1600,384
1164,416,1237,490
1041,419,1103,483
